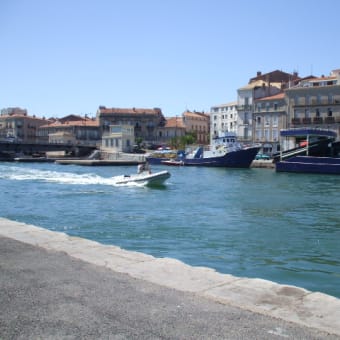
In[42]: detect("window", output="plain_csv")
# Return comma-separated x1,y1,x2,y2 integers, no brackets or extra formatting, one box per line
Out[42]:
274,102,278,110
272,116,278,126
272,129,278,141
256,129,262,140
328,93,333,104
316,108,320,117
264,129,269,140
328,108,333,117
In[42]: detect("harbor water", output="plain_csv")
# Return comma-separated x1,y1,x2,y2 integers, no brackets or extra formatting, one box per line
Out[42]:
1,161,339,298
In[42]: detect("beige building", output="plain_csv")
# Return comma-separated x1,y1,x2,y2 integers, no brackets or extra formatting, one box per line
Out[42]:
237,70,299,143
48,131,76,144
37,115,100,145
182,110,210,144
96,106,166,144
0,108,47,143
157,116,186,142
254,93,287,154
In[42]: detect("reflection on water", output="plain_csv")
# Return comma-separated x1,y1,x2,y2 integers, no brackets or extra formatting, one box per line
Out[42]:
0,162,339,298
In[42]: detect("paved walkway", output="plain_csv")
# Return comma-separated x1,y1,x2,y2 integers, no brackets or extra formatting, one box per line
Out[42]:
1,218,339,339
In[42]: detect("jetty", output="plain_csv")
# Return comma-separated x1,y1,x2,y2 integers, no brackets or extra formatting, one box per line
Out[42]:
55,159,142,166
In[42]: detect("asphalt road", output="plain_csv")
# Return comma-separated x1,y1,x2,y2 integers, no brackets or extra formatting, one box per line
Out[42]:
0,236,338,340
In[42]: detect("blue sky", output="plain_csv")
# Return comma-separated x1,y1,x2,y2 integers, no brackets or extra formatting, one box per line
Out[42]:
1,0,339,118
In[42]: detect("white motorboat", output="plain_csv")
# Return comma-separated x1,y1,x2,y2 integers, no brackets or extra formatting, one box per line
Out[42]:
113,170,171,186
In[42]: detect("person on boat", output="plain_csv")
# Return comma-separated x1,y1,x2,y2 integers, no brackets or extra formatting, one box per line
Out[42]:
144,161,151,174
137,162,151,174
137,163,145,174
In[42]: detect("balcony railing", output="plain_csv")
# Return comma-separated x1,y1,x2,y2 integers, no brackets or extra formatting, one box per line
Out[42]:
302,117,312,124
292,118,301,125
324,117,335,124
313,117,323,124
237,105,252,111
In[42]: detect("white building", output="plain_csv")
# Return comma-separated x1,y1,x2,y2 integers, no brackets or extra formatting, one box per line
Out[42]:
101,125,135,153
210,102,238,141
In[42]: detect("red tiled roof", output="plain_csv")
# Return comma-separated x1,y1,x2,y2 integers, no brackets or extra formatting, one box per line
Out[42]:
256,92,285,101
40,119,99,128
98,107,162,115
183,110,209,119
165,117,185,128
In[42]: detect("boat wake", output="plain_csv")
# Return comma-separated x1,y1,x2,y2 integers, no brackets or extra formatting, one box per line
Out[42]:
0,165,145,187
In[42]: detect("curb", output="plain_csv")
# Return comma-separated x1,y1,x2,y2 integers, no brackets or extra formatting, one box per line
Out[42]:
1,217,339,336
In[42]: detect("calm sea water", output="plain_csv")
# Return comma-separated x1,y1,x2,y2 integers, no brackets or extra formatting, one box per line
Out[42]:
1,161,339,298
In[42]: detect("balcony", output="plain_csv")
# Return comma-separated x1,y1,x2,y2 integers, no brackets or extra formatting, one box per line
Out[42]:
313,117,323,124
324,117,335,124
291,118,301,125
237,105,252,111
302,117,312,124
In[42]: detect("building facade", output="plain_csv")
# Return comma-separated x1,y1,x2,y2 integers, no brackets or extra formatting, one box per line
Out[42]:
96,106,166,144
101,125,135,153
182,110,210,144
157,116,186,143
236,70,298,143
285,70,340,136
210,102,238,140
254,93,287,154
37,115,100,145
0,108,48,143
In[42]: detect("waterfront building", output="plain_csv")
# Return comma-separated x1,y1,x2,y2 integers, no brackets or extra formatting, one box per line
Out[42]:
157,116,186,144
96,106,166,145
182,110,210,144
285,69,340,137
236,70,299,144
254,92,287,154
37,115,100,145
210,102,238,139
101,125,135,154
0,108,47,143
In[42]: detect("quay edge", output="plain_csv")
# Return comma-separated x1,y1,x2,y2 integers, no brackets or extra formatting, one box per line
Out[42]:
0,217,339,337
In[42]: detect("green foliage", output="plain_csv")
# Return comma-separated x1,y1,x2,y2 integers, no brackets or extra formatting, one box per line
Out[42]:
170,132,197,149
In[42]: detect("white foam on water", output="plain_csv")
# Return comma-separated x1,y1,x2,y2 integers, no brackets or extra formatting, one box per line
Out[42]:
0,165,145,187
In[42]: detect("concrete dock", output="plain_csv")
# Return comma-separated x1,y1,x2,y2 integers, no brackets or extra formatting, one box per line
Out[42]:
0,217,339,339
55,159,143,166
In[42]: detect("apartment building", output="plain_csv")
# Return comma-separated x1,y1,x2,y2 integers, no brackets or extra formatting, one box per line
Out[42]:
182,110,210,144
0,108,47,143
37,115,100,145
210,102,238,139
236,70,299,143
97,106,166,144
158,116,186,141
285,69,340,136
254,92,287,154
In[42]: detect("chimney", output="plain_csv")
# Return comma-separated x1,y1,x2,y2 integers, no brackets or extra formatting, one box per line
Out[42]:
257,71,262,77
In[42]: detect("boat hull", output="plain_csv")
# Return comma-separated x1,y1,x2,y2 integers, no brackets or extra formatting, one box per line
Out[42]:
161,160,184,166
146,157,171,165
276,156,340,175
114,170,171,185
183,147,260,168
